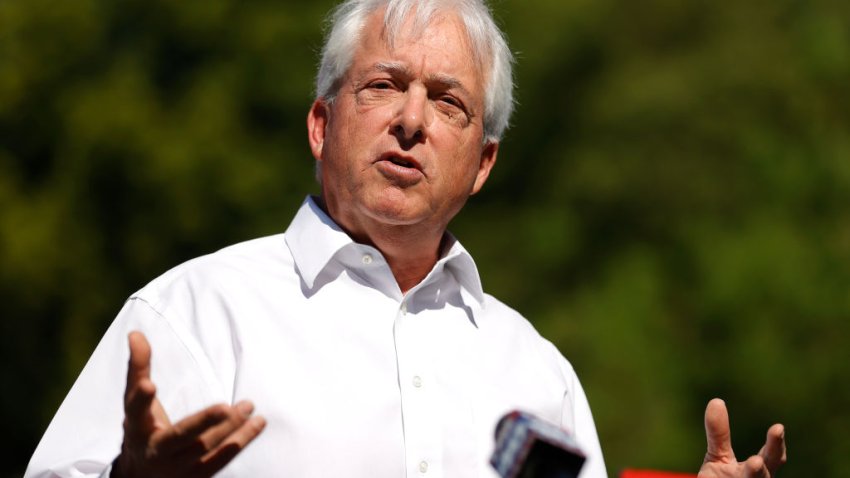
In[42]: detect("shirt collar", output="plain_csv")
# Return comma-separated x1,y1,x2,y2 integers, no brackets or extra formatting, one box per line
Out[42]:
284,196,485,305
438,233,485,305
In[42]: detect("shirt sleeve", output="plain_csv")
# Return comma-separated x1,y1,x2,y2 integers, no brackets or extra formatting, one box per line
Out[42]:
564,369,608,478
24,297,219,478
548,344,608,478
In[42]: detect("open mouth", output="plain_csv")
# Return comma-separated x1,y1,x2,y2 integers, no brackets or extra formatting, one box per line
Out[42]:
388,156,416,168
378,152,422,172
375,152,424,185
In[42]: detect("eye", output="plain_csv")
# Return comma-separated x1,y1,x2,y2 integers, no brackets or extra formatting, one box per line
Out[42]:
440,96,461,107
369,80,395,90
435,94,469,120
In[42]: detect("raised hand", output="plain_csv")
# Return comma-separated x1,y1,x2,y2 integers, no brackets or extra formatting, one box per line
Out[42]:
112,331,266,478
698,398,786,478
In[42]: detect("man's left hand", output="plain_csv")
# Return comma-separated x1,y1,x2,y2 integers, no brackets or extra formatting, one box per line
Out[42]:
699,398,786,478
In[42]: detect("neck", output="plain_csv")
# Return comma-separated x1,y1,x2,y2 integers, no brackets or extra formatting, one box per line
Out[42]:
317,197,446,294
370,225,445,293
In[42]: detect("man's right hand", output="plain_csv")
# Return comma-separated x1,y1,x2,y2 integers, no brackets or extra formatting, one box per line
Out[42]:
112,331,266,478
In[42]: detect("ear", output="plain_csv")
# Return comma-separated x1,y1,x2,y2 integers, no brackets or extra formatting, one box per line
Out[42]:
307,99,330,162
471,141,499,195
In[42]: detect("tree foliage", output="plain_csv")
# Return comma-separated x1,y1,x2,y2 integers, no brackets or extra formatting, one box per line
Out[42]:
2,0,848,476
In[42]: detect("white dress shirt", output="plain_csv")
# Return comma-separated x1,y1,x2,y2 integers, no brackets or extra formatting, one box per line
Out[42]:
26,197,607,478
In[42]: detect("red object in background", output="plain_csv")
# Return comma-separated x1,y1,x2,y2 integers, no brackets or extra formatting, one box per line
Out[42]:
620,470,698,478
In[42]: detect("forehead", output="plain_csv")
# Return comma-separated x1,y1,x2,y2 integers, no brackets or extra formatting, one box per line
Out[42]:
351,8,485,95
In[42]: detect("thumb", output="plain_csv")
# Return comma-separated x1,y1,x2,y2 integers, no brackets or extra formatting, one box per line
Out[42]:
124,332,171,433
704,398,736,463
126,331,152,390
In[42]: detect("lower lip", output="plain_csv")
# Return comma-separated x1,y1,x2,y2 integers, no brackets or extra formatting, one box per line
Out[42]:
376,160,424,186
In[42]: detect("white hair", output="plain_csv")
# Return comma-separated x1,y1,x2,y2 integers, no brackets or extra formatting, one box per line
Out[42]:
316,0,514,143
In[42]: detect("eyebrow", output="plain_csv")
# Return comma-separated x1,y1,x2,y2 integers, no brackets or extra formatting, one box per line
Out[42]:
372,61,473,99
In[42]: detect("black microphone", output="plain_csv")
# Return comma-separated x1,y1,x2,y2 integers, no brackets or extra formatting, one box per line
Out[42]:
490,410,586,478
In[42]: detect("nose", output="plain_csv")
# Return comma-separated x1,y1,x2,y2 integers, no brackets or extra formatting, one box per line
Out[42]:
390,85,430,145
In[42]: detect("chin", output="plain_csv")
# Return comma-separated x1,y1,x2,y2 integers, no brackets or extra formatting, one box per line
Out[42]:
367,206,423,226
364,195,429,227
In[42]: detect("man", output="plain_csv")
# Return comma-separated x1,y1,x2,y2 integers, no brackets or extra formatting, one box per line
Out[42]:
26,1,786,477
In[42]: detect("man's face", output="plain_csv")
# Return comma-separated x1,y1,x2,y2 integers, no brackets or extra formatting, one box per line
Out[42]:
308,9,498,240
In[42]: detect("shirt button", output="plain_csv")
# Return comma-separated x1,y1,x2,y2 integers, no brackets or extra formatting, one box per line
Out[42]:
419,461,429,473
362,254,373,265
400,302,407,315
412,375,422,388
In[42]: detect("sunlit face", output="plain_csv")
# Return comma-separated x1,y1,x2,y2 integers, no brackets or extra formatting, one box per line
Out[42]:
307,8,498,240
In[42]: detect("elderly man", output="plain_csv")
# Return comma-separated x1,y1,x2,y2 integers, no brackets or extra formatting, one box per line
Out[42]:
26,0,786,477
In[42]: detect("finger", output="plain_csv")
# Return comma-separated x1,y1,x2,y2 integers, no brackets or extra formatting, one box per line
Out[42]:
126,331,152,393
185,401,256,456
194,415,267,477
744,455,768,478
758,423,787,473
156,403,240,453
704,398,736,463
124,375,157,423
124,332,156,423
124,332,172,438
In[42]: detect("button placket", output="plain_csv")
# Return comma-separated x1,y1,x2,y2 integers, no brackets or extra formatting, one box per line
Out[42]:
394,294,441,478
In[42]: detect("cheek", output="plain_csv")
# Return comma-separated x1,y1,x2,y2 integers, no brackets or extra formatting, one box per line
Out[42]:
447,137,483,176
441,153,481,197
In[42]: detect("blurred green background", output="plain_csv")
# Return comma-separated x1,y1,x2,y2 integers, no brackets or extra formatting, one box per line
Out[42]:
2,0,848,476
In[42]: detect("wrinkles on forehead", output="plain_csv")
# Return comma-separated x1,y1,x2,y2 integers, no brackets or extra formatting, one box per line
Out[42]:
375,4,488,77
